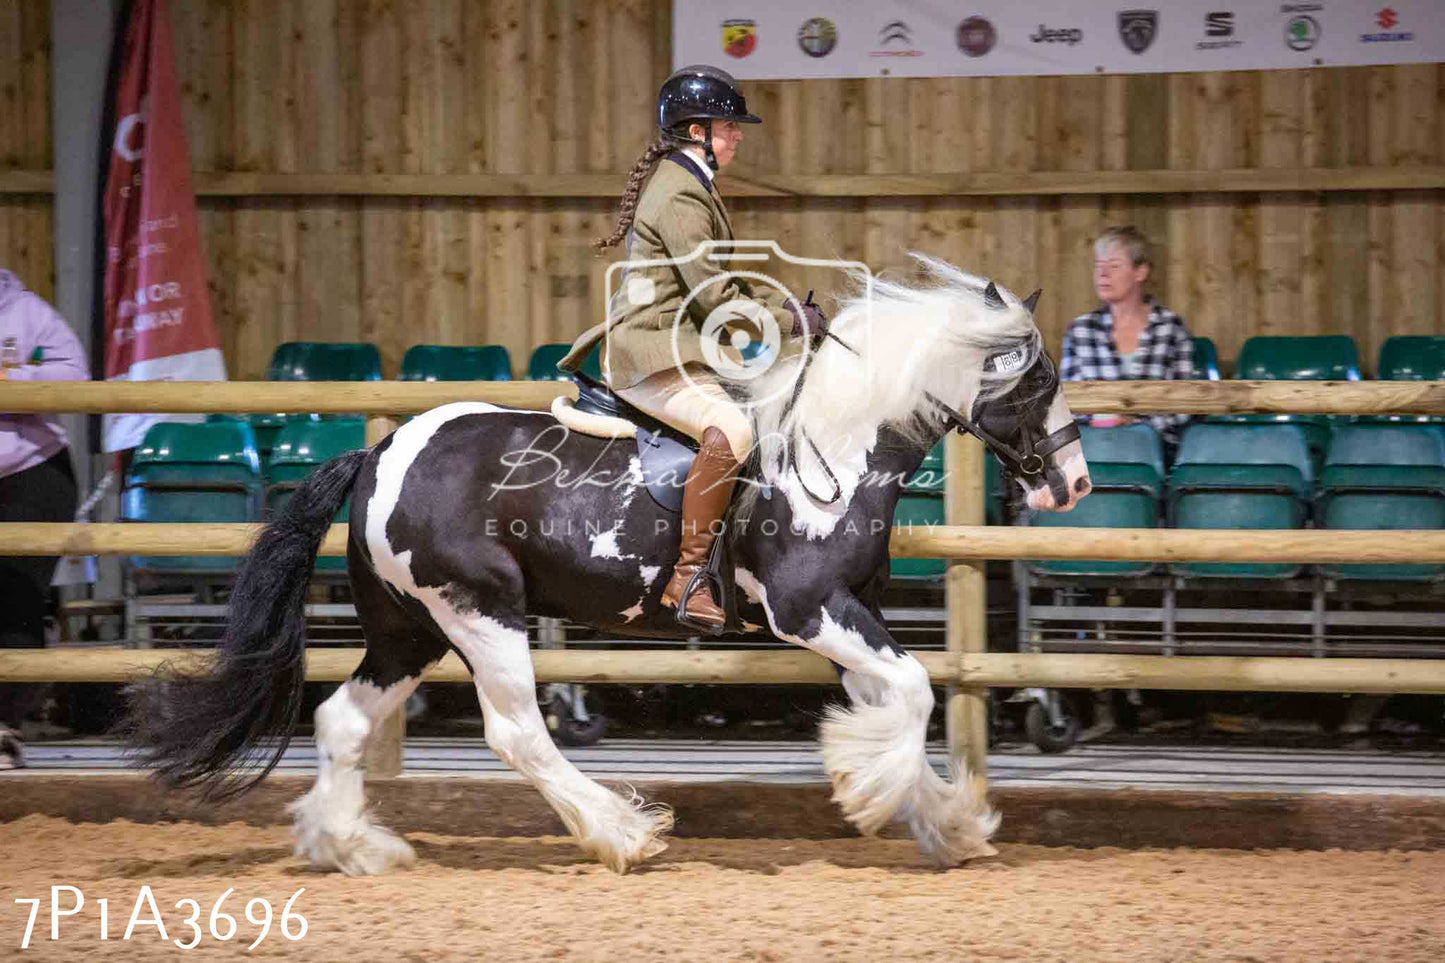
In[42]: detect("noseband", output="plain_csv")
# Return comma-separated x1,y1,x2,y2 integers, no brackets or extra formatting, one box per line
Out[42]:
923,351,1080,501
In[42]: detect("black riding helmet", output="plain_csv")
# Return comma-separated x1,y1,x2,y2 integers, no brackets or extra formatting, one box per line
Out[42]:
657,65,761,171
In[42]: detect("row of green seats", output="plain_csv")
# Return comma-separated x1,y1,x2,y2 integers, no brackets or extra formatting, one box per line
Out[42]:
121,419,365,577
265,341,603,383
260,335,1442,386
1027,422,1445,583
232,342,600,466
1208,335,1445,472
1191,334,1445,382
890,443,1004,580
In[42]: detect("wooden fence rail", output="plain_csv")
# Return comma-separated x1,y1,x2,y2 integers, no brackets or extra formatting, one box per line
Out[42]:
4,649,1444,696
4,379,1445,415
1,522,1443,564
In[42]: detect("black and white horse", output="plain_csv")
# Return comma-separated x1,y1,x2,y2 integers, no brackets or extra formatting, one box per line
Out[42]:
124,256,1089,875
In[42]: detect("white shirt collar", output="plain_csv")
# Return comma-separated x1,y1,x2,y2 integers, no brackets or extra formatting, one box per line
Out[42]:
680,146,716,182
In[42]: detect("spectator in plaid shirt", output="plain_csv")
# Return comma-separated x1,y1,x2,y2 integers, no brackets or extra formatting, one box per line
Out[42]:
1060,225,1194,460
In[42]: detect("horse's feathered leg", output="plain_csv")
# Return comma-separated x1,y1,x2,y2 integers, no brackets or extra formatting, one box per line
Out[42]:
290,541,448,876
423,594,673,874
737,574,997,866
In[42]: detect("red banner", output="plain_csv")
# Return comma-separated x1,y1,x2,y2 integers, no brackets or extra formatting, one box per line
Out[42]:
101,0,225,452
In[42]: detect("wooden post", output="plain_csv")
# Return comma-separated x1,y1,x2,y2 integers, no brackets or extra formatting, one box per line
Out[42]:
361,415,405,779
944,432,989,781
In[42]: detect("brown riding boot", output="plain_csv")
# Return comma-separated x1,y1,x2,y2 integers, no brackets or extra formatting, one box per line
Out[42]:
660,427,742,631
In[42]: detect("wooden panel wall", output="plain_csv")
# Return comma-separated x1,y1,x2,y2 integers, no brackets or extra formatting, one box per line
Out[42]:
6,1,1441,377
172,0,661,378
0,1,53,301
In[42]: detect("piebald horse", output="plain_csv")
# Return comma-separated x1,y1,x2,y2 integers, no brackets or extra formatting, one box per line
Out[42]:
124,255,1090,875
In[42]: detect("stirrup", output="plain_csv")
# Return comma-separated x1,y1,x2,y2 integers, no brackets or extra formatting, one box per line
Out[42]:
673,566,727,636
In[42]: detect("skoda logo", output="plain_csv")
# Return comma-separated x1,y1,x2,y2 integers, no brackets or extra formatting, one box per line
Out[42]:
1285,14,1320,50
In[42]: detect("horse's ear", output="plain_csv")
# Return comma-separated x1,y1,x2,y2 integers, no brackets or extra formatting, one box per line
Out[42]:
982,281,1004,309
1023,288,1042,314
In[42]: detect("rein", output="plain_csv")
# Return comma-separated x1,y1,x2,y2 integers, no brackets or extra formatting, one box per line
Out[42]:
783,324,1079,505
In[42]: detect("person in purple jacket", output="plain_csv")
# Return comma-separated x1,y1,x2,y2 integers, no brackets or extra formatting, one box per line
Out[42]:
0,268,90,768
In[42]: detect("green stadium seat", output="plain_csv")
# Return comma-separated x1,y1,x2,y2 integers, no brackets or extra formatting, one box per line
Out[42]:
1317,425,1445,581
267,342,382,382
529,342,601,381
1167,423,1312,579
1222,336,1359,447
1234,335,1362,381
1079,423,1164,485
258,342,380,441
900,442,1003,514
400,344,513,382
1191,337,1221,381
1212,336,1360,474
890,491,947,579
1365,336,1445,426
266,419,366,512
267,419,366,573
1378,336,1445,381
207,412,320,478
121,421,262,577
889,441,1004,579
1029,462,1160,577
905,441,946,490
1027,424,1164,577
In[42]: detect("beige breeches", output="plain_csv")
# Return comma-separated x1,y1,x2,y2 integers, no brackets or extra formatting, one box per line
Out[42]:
613,366,754,463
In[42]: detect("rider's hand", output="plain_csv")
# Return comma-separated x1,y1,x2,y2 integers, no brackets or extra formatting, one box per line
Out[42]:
787,299,829,341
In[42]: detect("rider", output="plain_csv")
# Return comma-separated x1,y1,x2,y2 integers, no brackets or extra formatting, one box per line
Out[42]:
558,65,826,632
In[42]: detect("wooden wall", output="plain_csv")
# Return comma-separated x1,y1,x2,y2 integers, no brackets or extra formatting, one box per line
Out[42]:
4,1,1442,378
0,1,53,301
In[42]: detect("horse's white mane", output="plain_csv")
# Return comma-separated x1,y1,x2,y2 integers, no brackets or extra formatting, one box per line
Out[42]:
742,253,1043,494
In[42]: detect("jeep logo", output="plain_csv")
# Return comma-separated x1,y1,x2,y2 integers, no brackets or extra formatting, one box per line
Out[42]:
1029,24,1084,45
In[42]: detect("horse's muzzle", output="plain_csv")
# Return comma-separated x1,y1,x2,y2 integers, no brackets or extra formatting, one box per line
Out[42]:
1024,450,1091,512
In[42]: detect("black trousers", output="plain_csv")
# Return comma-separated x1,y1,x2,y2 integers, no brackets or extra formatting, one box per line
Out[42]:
0,449,78,726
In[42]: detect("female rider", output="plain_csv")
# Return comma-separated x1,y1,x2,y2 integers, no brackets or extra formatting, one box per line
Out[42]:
559,65,825,632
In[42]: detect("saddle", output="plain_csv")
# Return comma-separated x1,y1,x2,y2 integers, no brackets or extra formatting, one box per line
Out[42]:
571,370,699,514
568,371,748,634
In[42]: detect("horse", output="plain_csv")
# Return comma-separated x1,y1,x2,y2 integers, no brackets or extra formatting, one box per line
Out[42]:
122,255,1091,876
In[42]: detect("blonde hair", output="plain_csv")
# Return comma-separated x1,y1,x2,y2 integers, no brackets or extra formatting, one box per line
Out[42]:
1094,225,1152,269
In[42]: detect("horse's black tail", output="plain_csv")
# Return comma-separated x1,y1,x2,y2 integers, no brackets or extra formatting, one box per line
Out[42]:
118,448,369,801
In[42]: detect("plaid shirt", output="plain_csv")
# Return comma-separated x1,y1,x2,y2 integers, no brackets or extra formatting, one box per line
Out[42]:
1060,298,1195,445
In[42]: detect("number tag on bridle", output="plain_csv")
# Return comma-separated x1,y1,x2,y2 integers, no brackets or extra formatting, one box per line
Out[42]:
987,348,1027,374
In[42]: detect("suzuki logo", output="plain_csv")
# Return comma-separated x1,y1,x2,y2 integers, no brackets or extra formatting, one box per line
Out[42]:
1376,7,1398,28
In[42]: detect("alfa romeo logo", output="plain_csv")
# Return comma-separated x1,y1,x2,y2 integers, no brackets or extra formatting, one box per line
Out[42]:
798,17,838,58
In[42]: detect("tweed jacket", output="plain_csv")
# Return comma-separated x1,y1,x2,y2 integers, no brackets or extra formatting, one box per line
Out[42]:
559,153,797,388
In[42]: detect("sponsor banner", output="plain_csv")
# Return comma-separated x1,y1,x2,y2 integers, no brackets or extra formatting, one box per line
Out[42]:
100,0,226,453
674,0,1443,80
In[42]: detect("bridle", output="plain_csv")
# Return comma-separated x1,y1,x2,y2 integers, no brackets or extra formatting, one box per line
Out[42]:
787,324,1080,506
923,349,1081,486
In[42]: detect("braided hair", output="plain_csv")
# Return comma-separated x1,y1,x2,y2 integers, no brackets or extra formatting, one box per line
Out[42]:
594,126,696,252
